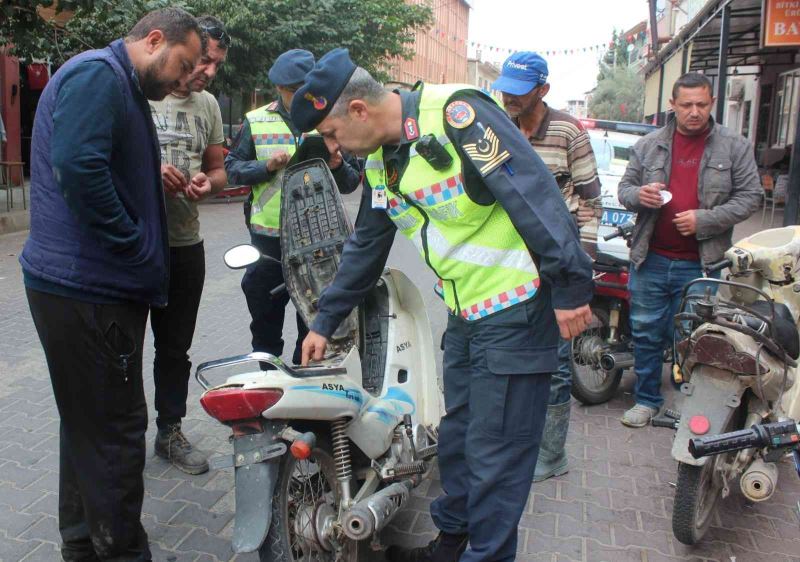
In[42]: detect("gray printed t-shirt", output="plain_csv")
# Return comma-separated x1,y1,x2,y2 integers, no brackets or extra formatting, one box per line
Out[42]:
150,90,224,246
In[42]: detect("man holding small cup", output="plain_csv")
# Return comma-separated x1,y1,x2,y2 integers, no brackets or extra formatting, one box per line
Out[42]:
617,72,761,427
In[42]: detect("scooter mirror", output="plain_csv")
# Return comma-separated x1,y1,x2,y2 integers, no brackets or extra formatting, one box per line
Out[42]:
224,244,262,269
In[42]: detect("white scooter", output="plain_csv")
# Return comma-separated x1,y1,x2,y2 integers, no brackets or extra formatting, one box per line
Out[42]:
195,160,444,560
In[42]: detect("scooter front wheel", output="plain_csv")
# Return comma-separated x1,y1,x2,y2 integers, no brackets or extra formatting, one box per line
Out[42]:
570,307,624,405
672,460,721,545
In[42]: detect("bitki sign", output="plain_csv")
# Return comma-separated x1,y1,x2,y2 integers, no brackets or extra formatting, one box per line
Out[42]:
763,0,800,47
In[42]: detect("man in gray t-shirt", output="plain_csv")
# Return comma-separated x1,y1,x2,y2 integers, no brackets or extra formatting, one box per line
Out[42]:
147,15,229,475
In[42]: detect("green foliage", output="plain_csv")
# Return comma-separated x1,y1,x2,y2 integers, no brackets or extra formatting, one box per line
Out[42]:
600,29,631,73
589,28,645,122
588,65,644,122
0,0,432,93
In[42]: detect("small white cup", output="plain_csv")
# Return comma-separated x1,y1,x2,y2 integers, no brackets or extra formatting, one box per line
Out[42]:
660,190,672,205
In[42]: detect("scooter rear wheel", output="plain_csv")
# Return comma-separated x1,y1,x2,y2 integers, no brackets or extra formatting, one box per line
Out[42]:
259,437,365,562
571,307,624,405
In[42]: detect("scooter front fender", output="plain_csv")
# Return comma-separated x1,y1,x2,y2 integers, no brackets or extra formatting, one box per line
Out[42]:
672,366,745,466
231,431,283,553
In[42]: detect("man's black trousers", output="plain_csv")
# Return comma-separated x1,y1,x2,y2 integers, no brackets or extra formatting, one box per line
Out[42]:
150,242,205,430
27,288,151,561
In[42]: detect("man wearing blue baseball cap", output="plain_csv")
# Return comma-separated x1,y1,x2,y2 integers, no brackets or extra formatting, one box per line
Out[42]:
225,49,360,365
291,48,593,562
494,51,601,484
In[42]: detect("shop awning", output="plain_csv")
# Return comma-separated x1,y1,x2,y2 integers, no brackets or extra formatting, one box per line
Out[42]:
643,0,781,78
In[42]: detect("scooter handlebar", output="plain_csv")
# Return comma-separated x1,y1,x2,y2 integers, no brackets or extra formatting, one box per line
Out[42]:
689,420,799,458
603,221,635,241
704,258,732,275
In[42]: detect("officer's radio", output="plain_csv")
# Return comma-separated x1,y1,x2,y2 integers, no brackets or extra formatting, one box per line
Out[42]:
415,134,453,171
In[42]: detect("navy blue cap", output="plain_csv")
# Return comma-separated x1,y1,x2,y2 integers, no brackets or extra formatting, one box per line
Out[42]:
492,51,549,96
290,48,357,133
268,49,315,86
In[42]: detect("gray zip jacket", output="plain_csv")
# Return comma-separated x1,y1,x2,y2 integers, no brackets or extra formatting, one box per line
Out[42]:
618,119,761,269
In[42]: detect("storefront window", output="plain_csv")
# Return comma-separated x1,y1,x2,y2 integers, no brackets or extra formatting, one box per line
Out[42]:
773,69,800,148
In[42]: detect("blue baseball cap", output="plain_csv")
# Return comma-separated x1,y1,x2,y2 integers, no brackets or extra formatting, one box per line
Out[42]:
268,49,315,86
291,48,357,133
492,51,549,96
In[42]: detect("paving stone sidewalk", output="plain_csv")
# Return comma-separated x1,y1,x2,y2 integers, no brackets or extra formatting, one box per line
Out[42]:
1,202,799,562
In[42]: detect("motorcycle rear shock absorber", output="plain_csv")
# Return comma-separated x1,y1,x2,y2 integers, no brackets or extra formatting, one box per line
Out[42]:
332,418,354,505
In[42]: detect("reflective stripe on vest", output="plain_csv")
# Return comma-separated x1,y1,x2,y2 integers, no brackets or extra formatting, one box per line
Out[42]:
247,104,297,236
364,84,540,320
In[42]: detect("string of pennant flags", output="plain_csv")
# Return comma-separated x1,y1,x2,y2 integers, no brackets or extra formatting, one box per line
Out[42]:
427,28,649,57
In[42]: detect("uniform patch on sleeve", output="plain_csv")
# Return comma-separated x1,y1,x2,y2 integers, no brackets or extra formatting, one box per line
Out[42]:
462,126,511,176
445,101,476,129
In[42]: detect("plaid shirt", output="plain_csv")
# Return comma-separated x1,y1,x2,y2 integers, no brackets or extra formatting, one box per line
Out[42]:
518,105,601,248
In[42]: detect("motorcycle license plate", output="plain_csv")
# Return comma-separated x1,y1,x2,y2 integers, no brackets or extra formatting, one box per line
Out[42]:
601,209,634,227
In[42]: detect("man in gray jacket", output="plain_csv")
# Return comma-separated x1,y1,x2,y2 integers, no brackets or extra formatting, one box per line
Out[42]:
617,72,761,427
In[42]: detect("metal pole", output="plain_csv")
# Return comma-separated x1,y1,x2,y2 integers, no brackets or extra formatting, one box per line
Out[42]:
648,0,659,55
715,4,731,124
783,93,800,226
657,68,665,126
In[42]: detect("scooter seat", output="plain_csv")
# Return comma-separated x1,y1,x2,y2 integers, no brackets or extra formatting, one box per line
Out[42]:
743,301,799,360
594,252,629,272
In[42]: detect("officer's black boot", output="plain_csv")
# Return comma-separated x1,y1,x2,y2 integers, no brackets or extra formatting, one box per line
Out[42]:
386,532,469,562
155,423,209,475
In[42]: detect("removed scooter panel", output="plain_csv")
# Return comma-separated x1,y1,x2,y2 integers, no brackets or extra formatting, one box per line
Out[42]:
280,159,359,351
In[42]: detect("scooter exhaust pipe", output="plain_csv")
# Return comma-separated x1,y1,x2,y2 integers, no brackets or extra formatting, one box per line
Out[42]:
342,480,413,540
599,352,634,371
740,458,778,502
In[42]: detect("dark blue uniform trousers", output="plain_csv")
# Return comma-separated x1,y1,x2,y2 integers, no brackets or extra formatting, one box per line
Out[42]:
431,290,557,562
241,232,308,365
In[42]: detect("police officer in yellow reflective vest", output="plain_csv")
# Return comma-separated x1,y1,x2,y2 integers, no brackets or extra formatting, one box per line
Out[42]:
225,50,361,364
292,49,593,562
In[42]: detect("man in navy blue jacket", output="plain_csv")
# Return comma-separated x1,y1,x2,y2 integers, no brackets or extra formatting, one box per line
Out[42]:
20,8,202,561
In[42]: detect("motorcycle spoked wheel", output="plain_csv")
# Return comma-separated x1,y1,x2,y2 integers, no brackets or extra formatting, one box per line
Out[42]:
570,306,624,405
259,437,367,562
672,458,723,545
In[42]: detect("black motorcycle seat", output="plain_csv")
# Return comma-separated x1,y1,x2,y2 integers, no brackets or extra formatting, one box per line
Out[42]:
744,300,799,359
594,252,628,272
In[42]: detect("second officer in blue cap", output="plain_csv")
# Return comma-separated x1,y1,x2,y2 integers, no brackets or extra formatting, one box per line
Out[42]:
224,49,360,365
291,48,594,562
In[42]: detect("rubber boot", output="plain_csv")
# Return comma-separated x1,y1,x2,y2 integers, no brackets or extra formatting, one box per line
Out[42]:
533,400,571,482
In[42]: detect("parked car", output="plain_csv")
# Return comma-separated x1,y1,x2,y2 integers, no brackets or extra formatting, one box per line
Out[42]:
582,118,660,261
213,146,251,202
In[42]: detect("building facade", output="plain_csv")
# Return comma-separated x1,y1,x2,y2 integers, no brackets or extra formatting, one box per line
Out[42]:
386,0,471,86
467,57,500,98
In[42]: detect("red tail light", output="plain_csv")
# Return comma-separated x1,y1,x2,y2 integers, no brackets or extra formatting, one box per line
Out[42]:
200,388,283,422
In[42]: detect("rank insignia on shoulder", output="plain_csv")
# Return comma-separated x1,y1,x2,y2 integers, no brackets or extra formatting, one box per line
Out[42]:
266,101,278,111
445,101,476,129
462,126,511,176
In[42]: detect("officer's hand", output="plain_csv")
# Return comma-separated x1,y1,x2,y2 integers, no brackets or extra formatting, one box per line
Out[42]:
161,164,188,195
328,150,343,171
266,151,291,172
554,305,592,339
639,183,666,209
301,331,329,366
185,173,212,201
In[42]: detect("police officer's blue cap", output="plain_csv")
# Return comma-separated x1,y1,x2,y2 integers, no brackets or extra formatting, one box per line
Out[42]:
492,51,549,96
268,49,315,86
290,48,357,133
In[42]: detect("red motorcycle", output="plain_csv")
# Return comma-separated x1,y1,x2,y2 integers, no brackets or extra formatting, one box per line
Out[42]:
571,222,634,404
